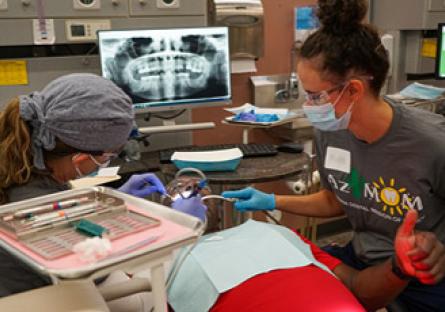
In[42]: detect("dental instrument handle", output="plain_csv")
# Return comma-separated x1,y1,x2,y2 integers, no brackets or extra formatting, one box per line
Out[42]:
201,195,236,202
24,203,98,223
3,197,90,221
161,193,175,201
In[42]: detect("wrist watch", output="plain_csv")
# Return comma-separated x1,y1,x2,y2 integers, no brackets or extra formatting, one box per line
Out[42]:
391,255,412,280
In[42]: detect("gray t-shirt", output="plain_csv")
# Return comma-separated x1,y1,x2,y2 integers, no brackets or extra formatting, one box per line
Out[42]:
315,102,445,265
6,173,69,203
1,173,69,297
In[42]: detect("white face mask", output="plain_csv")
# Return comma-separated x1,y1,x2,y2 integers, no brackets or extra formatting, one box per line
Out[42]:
302,84,354,131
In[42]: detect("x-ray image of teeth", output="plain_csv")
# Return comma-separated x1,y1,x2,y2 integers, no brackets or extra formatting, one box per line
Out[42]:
100,31,230,104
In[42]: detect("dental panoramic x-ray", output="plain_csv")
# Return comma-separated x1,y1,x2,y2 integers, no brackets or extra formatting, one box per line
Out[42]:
98,27,231,110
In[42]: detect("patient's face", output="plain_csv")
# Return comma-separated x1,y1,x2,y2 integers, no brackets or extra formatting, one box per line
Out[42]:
160,176,220,233
163,176,206,205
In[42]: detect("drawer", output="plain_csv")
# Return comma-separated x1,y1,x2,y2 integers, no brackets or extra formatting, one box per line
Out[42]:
429,0,445,12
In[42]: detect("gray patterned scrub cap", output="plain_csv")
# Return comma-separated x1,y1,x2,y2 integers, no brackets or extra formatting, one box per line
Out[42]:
19,73,134,170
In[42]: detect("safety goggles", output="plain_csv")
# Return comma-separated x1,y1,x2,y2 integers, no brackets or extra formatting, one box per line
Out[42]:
93,152,120,160
304,76,374,106
87,144,125,159
303,83,346,106
50,146,123,159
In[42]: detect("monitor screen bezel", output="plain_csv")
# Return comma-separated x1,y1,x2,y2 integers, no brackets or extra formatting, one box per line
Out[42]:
435,23,445,80
97,26,232,113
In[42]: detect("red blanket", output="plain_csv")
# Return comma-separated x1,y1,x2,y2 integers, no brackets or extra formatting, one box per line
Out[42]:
210,233,365,312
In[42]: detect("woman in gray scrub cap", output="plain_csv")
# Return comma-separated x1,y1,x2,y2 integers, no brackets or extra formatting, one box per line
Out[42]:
0,73,166,297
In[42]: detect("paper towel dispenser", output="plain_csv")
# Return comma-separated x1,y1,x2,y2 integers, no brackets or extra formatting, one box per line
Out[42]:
209,0,264,60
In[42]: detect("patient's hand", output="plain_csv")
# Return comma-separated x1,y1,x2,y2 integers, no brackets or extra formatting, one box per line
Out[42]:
395,209,445,284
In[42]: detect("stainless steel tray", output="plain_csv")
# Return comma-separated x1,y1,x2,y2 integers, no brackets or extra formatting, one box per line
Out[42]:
0,187,203,280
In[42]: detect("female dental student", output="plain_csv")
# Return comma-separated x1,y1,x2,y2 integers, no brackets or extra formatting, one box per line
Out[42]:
223,0,445,311
0,73,165,297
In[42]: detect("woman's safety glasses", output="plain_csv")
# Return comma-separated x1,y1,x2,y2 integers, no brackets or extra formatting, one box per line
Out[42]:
303,83,346,106
304,76,374,106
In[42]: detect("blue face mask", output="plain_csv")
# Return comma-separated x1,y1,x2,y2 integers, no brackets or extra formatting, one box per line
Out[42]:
87,170,99,177
85,159,110,178
302,85,354,131
303,103,353,131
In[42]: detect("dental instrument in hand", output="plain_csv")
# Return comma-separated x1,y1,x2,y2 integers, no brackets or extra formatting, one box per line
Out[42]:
161,193,175,201
187,179,207,198
201,194,282,225
201,195,236,202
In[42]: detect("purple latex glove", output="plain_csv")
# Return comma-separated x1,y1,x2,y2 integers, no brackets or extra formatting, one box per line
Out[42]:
171,195,207,222
118,173,166,198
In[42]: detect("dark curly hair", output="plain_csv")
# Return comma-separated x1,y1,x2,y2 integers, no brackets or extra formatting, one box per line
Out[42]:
299,0,389,96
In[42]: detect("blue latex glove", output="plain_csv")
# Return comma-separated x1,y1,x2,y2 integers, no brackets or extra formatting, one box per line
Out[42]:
118,173,166,198
171,195,207,222
221,187,275,211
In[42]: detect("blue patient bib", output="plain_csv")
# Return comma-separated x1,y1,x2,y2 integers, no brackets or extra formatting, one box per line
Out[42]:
168,220,333,312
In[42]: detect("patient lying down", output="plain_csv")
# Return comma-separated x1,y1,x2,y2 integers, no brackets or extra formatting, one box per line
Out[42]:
102,181,422,312
121,208,416,312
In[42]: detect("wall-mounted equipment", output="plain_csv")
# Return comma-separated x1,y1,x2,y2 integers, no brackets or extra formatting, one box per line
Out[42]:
73,0,101,10
157,0,180,9
0,0,7,11
65,19,111,42
209,0,264,60
0,0,208,151
370,0,445,91
0,0,207,103
435,23,445,79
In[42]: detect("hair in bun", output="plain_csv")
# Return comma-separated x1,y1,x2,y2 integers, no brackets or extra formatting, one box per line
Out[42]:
317,0,368,35
299,0,389,96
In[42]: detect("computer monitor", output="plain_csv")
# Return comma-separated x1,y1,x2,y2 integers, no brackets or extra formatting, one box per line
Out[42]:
436,23,445,79
98,27,231,112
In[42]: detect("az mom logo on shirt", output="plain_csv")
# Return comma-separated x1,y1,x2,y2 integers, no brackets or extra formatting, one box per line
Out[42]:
327,169,423,218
